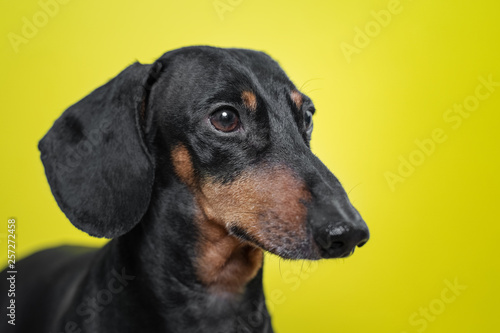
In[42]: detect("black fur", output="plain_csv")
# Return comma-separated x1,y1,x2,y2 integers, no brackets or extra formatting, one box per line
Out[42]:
38,63,155,238
0,46,369,333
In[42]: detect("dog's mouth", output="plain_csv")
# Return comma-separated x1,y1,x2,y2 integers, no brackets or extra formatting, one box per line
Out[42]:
227,223,322,260
227,217,368,260
319,246,355,259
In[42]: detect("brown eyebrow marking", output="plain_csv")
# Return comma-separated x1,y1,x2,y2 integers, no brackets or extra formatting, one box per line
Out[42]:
241,91,257,111
290,90,303,109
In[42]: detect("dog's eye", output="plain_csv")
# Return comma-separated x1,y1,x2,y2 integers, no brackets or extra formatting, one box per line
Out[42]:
304,110,313,131
210,109,240,132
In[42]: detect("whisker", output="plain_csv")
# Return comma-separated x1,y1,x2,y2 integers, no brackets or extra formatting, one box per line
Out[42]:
233,211,260,216
299,78,324,91
303,87,322,95
348,182,362,195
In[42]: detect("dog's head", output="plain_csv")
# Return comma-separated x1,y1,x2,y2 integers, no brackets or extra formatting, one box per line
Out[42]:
39,46,369,262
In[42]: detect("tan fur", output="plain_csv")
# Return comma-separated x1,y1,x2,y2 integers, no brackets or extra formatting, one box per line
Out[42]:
171,144,311,294
171,144,197,187
198,166,311,238
195,217,263,294
291,90,303,109
241,91,258,111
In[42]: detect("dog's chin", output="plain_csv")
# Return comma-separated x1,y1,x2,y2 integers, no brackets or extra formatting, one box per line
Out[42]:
265,245,323,260
250,238,324,261
228,225,322,260
266,245,356,260
253,237,357,261
318,247,356,259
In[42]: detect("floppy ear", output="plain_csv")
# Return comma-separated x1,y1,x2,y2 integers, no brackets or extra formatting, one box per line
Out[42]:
39,62,161,238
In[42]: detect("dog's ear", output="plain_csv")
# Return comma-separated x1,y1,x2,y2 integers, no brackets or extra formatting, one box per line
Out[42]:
39,62,162,238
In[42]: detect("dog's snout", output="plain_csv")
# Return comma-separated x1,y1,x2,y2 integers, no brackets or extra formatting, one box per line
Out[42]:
301,155,370,259
314,221,370,259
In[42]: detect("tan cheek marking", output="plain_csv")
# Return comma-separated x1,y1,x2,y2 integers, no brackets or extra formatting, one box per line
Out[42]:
291,90,303,109
199,166,312,245
171,144,196,187
196,166,312,293
171,147,309,293
171,144,263,293
241,90,257,111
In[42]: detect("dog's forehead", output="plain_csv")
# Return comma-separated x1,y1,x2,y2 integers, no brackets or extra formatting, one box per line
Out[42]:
161,46,297,97
153,46,313,134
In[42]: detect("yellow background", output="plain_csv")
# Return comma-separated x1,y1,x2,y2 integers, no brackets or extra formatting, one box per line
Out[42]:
1,0,499,332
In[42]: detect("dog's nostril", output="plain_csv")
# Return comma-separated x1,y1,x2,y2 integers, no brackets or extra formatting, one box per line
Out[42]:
356,239,368,248
330,241,344,249
314,220,369,258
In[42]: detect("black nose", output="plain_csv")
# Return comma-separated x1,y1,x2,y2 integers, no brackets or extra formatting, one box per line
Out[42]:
314,221,370,258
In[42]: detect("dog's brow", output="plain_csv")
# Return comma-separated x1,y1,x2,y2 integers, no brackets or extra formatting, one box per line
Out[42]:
290,90,303,110
241,91,257,111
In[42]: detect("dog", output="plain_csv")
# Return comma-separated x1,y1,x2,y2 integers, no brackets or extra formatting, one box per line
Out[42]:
0,46,369,333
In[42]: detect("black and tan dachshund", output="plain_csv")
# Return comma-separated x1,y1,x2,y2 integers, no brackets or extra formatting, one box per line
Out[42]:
0,46,369,333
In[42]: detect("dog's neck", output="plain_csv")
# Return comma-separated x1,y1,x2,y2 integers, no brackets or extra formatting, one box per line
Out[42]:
110,179,273,332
